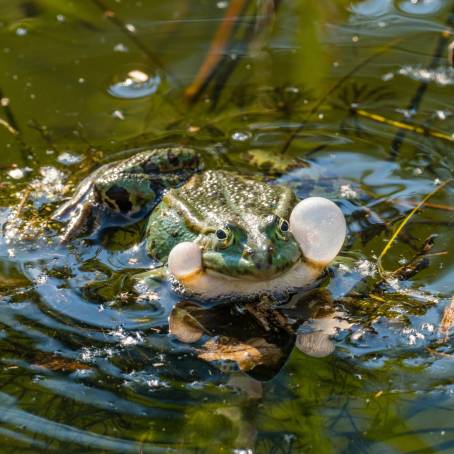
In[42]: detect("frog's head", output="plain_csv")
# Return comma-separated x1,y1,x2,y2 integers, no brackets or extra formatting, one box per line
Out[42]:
168,197,346,299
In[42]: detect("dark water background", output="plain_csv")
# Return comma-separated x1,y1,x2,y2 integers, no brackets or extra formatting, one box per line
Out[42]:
0,0,454,452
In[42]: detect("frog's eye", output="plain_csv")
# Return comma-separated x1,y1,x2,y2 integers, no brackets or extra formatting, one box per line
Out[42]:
289,197,346,266
215,227,233,248
216,229,228,240
276,218,290,239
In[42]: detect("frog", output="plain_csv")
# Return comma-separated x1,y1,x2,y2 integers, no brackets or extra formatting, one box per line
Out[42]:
54,147,346,300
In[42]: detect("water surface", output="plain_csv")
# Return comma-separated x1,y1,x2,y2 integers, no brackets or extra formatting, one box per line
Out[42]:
0,1,454,452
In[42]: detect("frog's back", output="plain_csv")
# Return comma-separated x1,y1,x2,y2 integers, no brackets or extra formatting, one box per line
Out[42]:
173,170,294,225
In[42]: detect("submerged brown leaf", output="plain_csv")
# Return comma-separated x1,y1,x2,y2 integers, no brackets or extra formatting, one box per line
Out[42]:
198,337,282,371
246,149,298,174
439,296,454,340
32,353,92,372
169,301,207,343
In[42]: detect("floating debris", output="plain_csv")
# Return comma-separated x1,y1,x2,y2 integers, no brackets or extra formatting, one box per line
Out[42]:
398,65,454,86
108,70,161,99
199,337,282,372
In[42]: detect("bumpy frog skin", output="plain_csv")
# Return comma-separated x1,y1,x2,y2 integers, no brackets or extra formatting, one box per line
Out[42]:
55,147,346,300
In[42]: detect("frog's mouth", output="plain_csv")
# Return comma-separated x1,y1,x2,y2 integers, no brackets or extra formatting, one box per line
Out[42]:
167,197,346,299
172,259,324,299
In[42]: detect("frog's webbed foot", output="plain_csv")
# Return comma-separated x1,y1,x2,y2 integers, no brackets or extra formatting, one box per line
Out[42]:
58,201,96,243
53,175,106,242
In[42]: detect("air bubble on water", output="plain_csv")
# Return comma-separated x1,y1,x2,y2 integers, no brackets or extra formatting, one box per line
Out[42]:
15,27,27,36
113,43,128,52
112,110,125,120
125,23,136,32
231,131,251,142
8,168,25,179
57,152,81,165
435,110,450,120
108,70,161,99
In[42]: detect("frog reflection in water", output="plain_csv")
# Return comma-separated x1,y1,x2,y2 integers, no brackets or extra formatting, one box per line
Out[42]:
54,147,346,300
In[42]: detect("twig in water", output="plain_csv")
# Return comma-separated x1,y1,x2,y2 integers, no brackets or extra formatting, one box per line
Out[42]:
449,40,454,67
376,179,451,277
185,0,281,105
355,108,454,145
394,199,454,213
0,118,17,135
0,89,20,133
389,235,436,281
17,189,31,217
185,0,248,101
389,5,454,159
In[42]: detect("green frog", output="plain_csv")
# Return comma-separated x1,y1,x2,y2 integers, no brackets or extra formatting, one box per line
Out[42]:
54,147,346,300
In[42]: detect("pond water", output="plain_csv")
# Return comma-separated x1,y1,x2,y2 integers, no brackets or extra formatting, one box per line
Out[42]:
0,1,454,452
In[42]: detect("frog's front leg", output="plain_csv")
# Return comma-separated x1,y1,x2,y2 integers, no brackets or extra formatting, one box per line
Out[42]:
54,147,199,242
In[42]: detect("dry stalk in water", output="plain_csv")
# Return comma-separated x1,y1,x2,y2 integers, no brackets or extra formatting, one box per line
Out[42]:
376,179,451,277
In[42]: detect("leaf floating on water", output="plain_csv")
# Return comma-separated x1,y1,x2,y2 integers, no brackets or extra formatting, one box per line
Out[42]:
246,149,298,174
32,353,92,372
295,332,335,358
168,302,206,343
198,337,282,371
439,296,454,340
